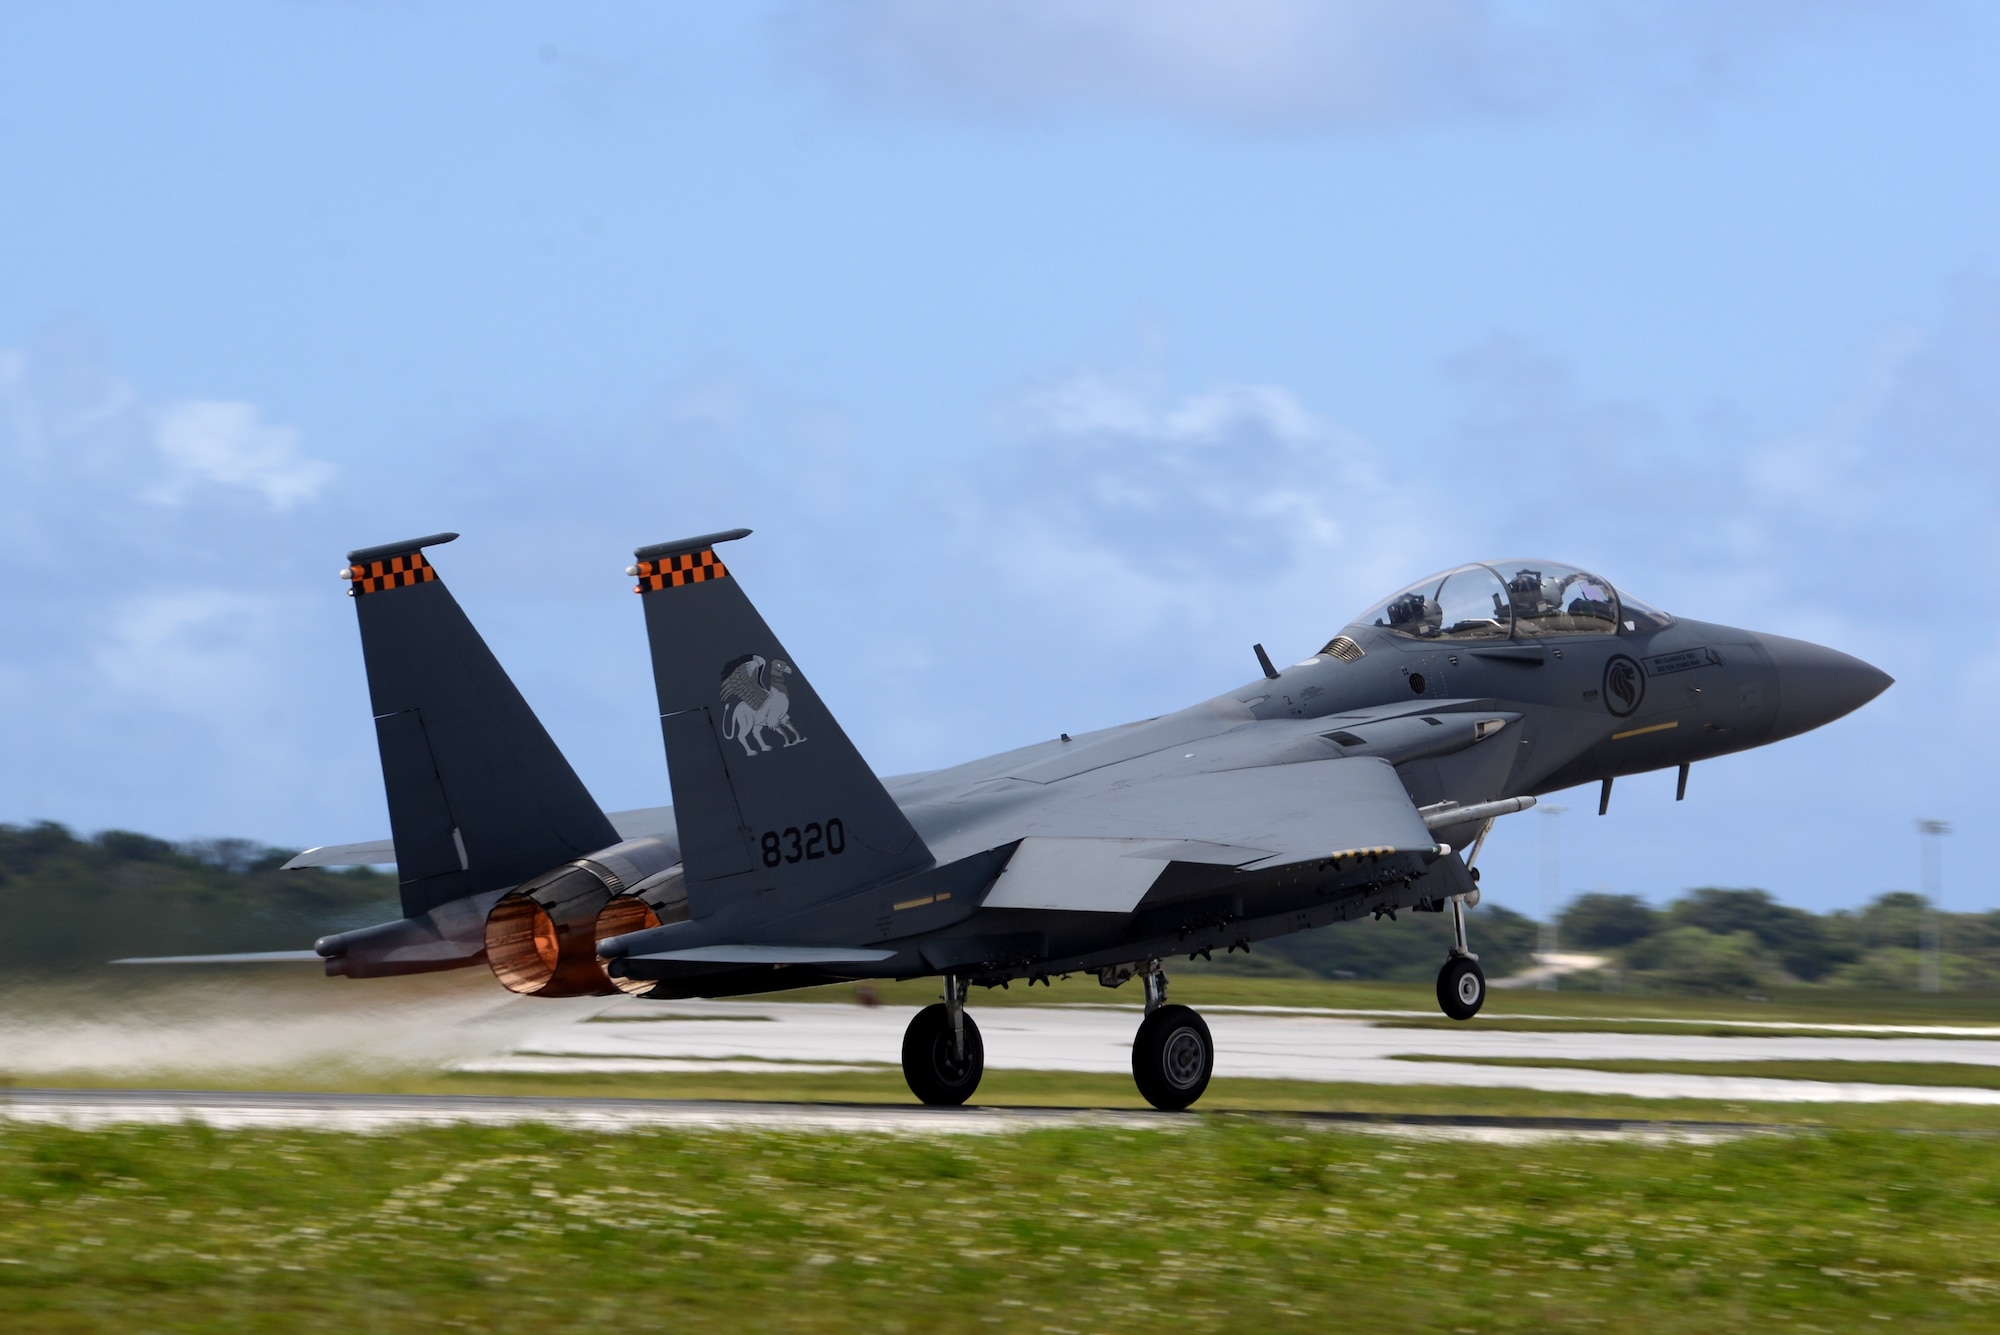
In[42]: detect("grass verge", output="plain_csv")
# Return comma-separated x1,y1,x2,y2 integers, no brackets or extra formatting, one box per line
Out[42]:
3,1119,2000,1332
1388,1056,2000,1090
1375,1018,2000,1037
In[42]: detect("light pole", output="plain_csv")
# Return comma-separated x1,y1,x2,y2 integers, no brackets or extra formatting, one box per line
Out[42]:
1917,819,1950,993
1539,804,1568,991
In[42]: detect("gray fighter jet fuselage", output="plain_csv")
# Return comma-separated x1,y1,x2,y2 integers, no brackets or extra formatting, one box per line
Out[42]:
280,538,1888,1109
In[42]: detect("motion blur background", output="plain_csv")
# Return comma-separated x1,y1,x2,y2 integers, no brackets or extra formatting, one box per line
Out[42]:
3,1,1992,919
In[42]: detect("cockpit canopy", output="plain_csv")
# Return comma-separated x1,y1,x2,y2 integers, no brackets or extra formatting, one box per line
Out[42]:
1352,560,1672,642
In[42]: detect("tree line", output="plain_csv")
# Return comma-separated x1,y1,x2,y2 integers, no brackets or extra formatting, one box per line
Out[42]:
0,822,397,972
1553,888,2000,994
4,821,1994,992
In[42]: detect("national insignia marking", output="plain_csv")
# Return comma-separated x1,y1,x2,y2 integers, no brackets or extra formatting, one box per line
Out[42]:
1603,653,1646,718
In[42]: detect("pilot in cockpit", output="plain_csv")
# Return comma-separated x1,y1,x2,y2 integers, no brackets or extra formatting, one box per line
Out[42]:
1361,561,1668,642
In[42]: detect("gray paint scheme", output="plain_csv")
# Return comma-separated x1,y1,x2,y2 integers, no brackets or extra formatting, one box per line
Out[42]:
293,534,1890,1003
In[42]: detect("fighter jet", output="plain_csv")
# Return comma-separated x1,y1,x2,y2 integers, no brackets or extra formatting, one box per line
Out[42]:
274,530,1888,1109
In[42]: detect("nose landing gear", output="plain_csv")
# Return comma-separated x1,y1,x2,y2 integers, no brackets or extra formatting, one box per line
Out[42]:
1435,892,1486,1021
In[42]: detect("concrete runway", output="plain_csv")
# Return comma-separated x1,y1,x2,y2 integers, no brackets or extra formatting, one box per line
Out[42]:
466,999,2000,1106
5,973,1996,1108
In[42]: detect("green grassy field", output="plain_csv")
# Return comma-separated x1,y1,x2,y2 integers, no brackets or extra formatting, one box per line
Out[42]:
3,1118,1998,1333
1389,1055,2000,1089
1374,1018,2000,1038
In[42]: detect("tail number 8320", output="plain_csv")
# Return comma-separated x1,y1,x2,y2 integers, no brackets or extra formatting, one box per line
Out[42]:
761,819,846,868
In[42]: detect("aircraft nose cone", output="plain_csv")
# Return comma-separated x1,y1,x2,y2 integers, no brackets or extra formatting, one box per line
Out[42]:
1758,633,1892,740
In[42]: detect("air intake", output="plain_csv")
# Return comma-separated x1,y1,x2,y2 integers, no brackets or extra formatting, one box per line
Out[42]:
1320,635,1365,663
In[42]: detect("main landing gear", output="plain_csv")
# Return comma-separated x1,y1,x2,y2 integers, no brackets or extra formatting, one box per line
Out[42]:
902,973,985,1106
900,964,1222,1111
1128,963,1214,1111
1436,892,1486,1022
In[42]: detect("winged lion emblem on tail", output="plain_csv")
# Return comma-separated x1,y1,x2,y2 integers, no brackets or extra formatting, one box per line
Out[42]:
719,653,806,755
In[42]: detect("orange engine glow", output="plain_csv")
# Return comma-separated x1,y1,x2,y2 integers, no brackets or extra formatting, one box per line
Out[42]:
483,863,622,998
484,894,562,993
593,896,663,994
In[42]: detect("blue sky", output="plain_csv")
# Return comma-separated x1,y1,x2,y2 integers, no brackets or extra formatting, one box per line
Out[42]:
3,1,1994,917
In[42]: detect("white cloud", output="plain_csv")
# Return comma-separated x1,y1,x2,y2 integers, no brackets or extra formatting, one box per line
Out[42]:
775,0,1887,128
151,399,331,510
897,364,1432,702
1,331,331,513
94,590,285,719
0,327,144,478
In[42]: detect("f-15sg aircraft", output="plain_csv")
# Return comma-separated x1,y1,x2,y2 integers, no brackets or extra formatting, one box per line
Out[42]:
262,530,1888,1109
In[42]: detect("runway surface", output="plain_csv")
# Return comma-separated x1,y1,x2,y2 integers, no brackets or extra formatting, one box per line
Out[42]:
0,1088,1769,1142
5,974,1997,1107
461,999,2000,1106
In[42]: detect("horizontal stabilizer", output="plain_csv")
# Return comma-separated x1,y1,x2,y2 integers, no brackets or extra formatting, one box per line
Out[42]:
283,806,681,871
281,839,396,870
630,944,897,965
112,951,322,965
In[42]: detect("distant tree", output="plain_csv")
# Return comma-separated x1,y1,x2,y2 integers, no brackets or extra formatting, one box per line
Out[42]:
184,837,266,874
1559,893,1659,949
1670,887,1854,981
1257,902,1538,982
1850,892,1927,952
0,822,399,972
1623,926,1784,995
94,829,178,862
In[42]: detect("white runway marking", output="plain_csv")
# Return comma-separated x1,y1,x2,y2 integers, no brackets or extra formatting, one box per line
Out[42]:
458,999,2000,1106
0,1089,1161,1135
0,1089,1758,1143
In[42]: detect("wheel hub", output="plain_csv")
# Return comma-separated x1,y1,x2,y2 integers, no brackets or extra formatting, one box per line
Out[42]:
1161,1027,1206,1089
934,1035,975,1084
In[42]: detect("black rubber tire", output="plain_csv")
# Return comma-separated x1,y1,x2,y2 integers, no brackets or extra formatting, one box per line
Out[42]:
901,1003,985,1106
1437,956,1486,1021
1131,1004,1214,1111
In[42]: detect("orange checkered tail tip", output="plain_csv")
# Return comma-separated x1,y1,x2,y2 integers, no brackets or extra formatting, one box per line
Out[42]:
341,532,459,597
627,527,751,593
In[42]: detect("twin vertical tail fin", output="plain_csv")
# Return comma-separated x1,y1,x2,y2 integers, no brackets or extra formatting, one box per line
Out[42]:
630,529,932,918
346,534,618,917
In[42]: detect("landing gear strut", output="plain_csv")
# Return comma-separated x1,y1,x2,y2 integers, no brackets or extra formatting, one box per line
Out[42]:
902,973,985,1106
1129,961,1214,1110
1436,894,1486,1021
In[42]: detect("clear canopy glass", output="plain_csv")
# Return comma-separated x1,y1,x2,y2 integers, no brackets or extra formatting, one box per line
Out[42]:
1351,560,1670,641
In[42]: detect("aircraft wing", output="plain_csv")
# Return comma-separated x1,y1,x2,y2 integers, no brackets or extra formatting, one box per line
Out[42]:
979,756,1440,914
1018,755,1436,869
